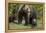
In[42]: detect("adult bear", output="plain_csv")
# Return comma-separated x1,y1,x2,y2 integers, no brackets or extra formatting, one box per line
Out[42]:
18,4,28,25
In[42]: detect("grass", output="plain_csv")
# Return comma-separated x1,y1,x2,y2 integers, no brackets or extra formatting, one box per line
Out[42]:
8,19,44,30
9,22,32,29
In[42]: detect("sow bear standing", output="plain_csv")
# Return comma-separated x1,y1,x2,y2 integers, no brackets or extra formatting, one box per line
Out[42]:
18,4,28,25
